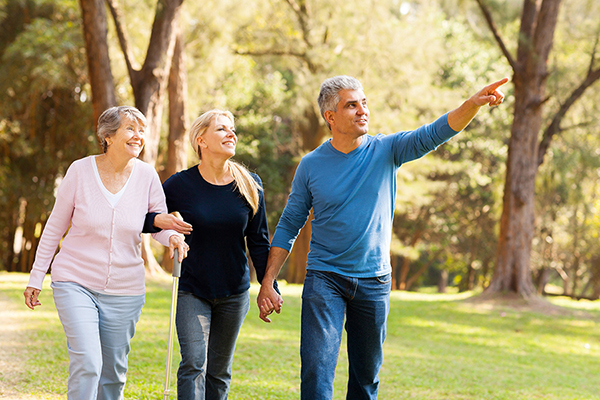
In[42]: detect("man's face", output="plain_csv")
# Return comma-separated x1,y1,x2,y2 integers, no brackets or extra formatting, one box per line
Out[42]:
328,89,369,137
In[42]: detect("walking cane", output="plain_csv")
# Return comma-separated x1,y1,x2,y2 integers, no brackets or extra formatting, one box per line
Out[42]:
163,248,182,399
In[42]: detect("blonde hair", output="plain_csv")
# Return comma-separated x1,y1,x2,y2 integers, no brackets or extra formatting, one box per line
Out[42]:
189,110,262,215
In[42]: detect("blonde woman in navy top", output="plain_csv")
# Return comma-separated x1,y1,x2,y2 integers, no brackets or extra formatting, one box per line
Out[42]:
146,110,275,400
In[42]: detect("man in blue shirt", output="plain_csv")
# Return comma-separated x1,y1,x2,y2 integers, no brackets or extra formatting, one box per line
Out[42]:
258,75,508,399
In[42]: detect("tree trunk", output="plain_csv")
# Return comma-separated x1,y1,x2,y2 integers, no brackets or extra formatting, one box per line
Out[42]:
285,106,328,283
482,0,562,297
398,226,424,290
438,270,448,293
466,265,475,291
78,0,116,135
405,249,443,291
3,197,18,272
590,256,600,300
162,27,188,182
487,82,539,296
130,0,183,168
161,27,188,273
286,213,313,284
536,267,550,295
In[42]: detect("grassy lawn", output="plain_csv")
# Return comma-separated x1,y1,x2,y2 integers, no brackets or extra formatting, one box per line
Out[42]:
1,271,599,399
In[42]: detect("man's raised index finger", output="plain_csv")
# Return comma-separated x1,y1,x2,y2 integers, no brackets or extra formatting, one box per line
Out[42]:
488,77,510,90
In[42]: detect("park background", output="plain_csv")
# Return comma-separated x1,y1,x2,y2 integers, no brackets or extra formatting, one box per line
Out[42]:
0,0,599,398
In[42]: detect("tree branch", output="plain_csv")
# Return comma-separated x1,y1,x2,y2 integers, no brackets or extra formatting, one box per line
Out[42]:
474,0,517,71
405,248,444,291
234,48,307,58
234,48,318,73
532,0,562,73
143,0,183,74
516,0,538,65
105,0,137,76
284,0,312,48
537,60,600,166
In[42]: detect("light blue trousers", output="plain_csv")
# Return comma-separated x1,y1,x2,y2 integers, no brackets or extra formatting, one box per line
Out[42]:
51,281,145,400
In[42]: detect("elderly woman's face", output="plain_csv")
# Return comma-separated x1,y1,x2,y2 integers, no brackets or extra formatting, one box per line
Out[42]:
108,117,145,157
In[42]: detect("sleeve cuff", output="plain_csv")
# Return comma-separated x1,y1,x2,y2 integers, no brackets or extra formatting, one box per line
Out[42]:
143,212,162,233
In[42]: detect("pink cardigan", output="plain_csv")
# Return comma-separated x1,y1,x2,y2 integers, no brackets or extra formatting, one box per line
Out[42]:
27,156,176,295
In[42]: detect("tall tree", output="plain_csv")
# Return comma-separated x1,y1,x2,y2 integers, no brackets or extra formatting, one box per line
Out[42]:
160,25,188,273
475,0,600,296
162,26,188,182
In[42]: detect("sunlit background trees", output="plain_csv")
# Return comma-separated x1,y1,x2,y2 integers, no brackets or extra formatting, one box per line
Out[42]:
1,0,599,300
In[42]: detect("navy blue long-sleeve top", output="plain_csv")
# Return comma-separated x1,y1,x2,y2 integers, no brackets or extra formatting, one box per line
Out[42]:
145,165,270,300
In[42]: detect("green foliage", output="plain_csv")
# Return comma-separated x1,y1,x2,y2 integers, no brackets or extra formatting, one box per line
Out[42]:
2,0,600,297
391,9,514,291
229,71,299,227
0,0,95,271
2,274,600,399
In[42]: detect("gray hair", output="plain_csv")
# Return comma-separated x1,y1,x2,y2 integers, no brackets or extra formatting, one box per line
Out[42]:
317,75,363,130
97,106,147,153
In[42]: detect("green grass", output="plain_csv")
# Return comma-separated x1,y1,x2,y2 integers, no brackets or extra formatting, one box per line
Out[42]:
1,271,599,399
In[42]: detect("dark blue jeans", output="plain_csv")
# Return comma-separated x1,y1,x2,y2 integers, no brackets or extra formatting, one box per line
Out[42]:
300,270,391,400
175,290,250,400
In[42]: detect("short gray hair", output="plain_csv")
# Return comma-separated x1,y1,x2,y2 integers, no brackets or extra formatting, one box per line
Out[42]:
317,75,363,130
97,106,147,153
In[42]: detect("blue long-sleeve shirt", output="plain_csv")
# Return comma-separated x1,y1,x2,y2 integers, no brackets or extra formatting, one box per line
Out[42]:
147,166,270,300
271,113,459,278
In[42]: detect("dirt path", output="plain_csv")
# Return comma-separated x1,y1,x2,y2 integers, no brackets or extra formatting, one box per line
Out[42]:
0,291,28,399
0,276,62,400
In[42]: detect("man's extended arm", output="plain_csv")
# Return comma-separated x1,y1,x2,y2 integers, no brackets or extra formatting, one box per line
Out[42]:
447,78,509,132
257,246,290,323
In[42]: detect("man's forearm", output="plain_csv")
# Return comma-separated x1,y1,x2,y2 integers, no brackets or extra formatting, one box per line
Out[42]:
447,98,481,132
262,246,290,285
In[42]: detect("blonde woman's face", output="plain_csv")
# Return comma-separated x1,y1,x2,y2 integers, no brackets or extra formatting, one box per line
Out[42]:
197,115,237,159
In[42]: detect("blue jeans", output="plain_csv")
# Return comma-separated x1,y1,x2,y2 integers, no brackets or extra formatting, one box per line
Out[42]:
301,270,391,400
51,281,145,400
176,290,250,400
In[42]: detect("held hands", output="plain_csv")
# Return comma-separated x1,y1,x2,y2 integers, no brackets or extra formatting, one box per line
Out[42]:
154,213,193,235
257,283,284,323
470,77,509,107
24,287,41,310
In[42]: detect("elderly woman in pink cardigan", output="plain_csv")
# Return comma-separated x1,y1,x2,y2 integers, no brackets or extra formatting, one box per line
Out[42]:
23,106,190,400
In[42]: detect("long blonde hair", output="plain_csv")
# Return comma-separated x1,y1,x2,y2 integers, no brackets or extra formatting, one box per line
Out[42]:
189,110,262,215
